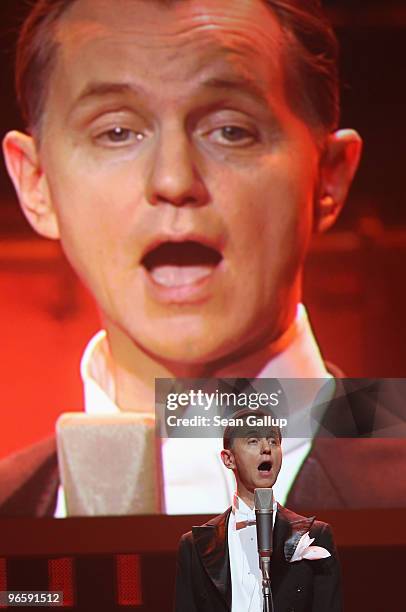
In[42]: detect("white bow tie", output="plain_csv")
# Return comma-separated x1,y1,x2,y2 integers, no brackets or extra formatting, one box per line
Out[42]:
234,508,256,530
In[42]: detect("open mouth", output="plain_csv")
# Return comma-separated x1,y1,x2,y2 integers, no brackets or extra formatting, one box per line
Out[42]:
142,241,223,288
258,461,272,472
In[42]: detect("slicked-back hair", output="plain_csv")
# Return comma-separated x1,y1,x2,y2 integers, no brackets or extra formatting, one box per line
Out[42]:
16,0,339,138
223,408,282,451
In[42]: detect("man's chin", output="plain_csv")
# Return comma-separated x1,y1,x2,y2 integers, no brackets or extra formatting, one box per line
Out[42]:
147,341,231,374
134,325,242,370
254,472,278,489
109,310,268,374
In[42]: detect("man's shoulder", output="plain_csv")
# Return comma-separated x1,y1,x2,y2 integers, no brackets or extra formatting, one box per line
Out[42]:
278,503,331,532
276,504,332,540
0,436,59,516
178,507,231,549
199,507,232,528
277,502,313,522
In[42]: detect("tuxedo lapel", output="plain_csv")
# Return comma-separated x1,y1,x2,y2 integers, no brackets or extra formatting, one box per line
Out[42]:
287,378,405,510
193,508,231,609
312,378,378,438
270,504,315,594
276,504,315,562
0,437,59,517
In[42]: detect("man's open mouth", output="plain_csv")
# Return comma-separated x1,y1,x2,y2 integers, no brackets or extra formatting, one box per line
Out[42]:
258,461,272,472
141,241,223,288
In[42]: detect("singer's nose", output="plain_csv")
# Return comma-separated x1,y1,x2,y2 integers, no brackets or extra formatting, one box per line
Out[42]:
260,438,272,454
145,125,209,207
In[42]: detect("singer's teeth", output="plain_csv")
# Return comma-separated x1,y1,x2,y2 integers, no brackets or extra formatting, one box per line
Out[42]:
142,241,222,287
258,461,272,472
149,265,213,287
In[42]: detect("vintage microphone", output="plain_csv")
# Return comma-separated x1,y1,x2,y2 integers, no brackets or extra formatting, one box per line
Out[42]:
254,488,274,612
56,413,165,515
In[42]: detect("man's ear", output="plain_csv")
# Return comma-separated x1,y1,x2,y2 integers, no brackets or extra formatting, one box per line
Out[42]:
221,449,236,470
315,129,363,233
2,130,60,239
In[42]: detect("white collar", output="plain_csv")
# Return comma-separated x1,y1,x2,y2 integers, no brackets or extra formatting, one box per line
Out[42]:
80,330,119,415
231,494,278,526
80,304,328,415
232,494,256,518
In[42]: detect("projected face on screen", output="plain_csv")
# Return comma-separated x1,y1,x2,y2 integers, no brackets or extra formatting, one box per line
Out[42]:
3,0,361,378
4,0,405,520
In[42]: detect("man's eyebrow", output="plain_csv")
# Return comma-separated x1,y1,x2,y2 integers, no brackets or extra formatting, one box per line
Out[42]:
69,81,144,112
71,77,268,106
67,77,271,121
200,76,269,103
242,428,261,438
241,427,279,439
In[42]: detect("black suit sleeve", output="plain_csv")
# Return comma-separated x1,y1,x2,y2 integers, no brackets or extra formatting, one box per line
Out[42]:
311,522,342,612
174,532,199,612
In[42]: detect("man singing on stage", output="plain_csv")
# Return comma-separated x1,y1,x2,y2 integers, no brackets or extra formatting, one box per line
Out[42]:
175,411,342,611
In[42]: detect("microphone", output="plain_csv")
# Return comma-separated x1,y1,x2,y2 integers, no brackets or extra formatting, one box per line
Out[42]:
254,488,274,612
56,413,165,516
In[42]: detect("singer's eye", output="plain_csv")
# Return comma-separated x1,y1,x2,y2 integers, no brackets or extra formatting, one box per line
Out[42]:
222,126,251,142
95,126,145,146
208,125,258,147
248,438,259,445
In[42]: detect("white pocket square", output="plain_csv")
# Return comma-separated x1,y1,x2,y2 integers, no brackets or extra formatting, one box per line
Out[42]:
290,531,331,563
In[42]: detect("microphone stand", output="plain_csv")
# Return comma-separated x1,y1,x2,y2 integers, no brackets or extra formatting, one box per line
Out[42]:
254,488,275,612
260,558,274,612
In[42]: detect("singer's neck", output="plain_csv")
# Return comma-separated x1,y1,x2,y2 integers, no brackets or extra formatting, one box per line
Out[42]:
103,311,297,412
237,486,255,510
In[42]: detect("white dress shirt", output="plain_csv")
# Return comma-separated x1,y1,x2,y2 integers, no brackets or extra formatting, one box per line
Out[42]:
229,495,277,612
55,304,332,517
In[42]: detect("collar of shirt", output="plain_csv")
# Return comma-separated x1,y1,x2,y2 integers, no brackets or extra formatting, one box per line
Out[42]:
231,494,277,530
80,330,119,415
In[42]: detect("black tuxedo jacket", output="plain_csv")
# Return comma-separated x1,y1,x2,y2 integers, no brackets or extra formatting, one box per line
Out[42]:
175,504,342,612
1,378,405,515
